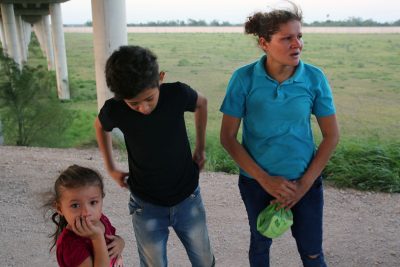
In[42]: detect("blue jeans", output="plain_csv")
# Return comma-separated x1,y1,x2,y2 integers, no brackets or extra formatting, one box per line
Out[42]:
239,175,327,267
128,186,215,267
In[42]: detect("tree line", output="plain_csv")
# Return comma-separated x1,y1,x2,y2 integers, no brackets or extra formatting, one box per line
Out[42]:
77,17,400,27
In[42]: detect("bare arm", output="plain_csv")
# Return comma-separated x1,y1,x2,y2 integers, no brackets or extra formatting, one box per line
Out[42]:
106,234,125,262
192,92,208,170
89,235,110,267
285,114,339,208
77,236,109,267
220,114,296,201
94,117,128,188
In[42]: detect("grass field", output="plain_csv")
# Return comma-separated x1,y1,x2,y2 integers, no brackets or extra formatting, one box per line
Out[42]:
61,33,400,141
22,32,400,191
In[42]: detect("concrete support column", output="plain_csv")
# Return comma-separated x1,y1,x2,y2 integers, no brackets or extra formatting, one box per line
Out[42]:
42,15,54,70
1,4,21,66
0,19,7,54
15,16,27,63
91,0,127,110
34,16,54,70
33,21,46,55
50,3,70,100
22,21,32,56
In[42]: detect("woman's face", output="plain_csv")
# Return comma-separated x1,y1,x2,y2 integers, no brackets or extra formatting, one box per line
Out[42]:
260,20,303,68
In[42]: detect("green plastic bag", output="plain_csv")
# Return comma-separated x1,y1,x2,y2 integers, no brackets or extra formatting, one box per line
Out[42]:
257,203,293,238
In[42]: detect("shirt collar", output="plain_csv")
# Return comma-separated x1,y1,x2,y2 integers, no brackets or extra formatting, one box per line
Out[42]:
254,55,306,83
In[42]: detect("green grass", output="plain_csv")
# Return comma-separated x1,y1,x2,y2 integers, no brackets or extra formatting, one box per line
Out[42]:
62,33,400,142
324,141,400,193
23,32,400,192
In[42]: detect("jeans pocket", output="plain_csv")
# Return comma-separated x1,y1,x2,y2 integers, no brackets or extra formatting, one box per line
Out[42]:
189,186,200,199
128,195,143,215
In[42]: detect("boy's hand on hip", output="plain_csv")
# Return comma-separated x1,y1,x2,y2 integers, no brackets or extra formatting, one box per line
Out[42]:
109,169,129,188
193,149,206,170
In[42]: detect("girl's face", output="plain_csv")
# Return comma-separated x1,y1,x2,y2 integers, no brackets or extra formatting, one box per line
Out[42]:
260,20,303,68
56,185,103,227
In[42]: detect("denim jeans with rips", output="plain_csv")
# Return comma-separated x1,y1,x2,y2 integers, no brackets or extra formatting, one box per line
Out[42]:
238,175,327,267
128,186,215,267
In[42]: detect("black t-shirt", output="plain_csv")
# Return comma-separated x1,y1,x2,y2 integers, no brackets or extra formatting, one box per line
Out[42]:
98,82,199,206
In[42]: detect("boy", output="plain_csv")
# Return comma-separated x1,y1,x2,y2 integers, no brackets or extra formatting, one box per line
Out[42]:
94,45,214,267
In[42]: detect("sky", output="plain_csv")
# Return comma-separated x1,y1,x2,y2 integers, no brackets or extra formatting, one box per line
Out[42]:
61,0,400,24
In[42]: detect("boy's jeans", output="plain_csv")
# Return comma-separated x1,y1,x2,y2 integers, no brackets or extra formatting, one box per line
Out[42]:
238,175,327,267
128,186,215,267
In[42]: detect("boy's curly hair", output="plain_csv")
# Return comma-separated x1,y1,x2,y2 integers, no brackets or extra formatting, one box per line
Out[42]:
105,45,160,99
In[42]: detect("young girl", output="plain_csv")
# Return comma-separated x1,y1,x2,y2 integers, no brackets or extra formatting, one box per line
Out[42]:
220,2,339,267
45,165,124,267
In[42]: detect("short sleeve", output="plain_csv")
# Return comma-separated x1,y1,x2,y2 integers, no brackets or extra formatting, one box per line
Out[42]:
220,71,247,118
98,99,116,132
101,214,116,236
57,232,92,267
179,82,198,112
312,71,336,117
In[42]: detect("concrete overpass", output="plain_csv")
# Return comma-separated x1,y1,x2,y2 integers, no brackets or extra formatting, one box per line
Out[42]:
0,0,127,109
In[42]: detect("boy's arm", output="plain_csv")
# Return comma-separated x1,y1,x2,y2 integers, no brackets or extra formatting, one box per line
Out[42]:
94,117,128,188
192,92,207,170
106,234,125,261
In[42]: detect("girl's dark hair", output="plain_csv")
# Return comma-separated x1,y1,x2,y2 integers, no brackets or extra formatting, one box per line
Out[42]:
245,1,303,42
43,165,105,251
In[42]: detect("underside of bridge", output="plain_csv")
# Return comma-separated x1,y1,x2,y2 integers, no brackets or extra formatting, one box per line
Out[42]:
0,0,70,99
0,0,127,108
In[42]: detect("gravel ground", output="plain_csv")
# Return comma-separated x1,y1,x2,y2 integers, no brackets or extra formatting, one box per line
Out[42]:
0,146,399,267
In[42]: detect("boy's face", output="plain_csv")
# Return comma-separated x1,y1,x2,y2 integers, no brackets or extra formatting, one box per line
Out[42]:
124,87,160,115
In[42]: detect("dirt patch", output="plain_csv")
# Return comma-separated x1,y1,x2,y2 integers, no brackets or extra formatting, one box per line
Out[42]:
0,146,399,266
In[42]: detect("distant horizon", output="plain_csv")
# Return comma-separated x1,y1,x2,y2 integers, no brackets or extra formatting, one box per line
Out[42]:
63,17,400,26
62,26,400,34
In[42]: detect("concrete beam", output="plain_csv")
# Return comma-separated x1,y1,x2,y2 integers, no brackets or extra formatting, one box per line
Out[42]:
32,19,46,54
50,2,69,99
22,20,32,59
14,8,49,16
91,0,127,110
21,14,42,24
15,14,27,62
1,3,21,66
42,14,53,70
0,19,7,53
0,1,68,4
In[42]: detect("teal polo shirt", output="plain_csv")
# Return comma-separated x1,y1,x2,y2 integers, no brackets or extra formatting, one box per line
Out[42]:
220,55,336,180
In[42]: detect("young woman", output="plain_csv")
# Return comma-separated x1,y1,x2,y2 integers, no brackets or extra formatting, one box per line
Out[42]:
220,3,339,267
45,165,124,267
